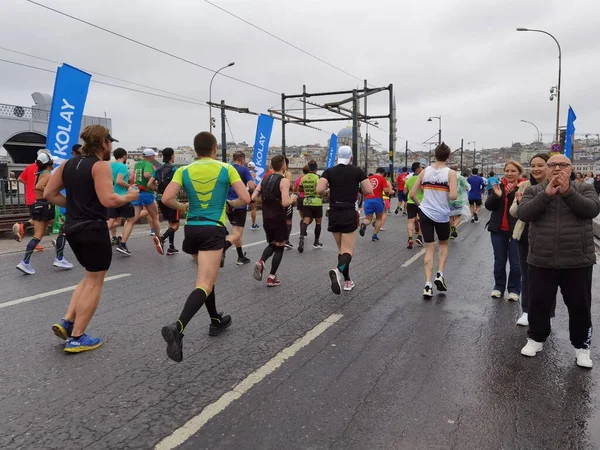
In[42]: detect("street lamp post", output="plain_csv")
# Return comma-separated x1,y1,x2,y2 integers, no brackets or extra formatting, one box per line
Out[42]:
520,119,541,143
516,28,562,144
468,141,476,168
208,62,235,131
427,116,442,145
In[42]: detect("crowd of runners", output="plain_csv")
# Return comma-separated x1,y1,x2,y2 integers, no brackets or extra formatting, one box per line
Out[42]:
9,126,598,369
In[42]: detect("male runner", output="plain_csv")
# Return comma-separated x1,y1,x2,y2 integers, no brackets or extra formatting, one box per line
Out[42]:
359,167,392,241
410,143,457,298
118,148,164,255
395,167,409,215
294,165,309,222
160,132,250,362
222,151,255,265
467,168,486,223
149,147,180,255
107,148,135,249
247,162,260,230
298,160,323,252
252,155,297,287
317,146,372,294
405,162,424,249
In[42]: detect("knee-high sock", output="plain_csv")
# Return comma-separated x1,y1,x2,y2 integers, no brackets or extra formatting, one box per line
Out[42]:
261,243,276,262
55,234,66,260
270,246,284,275
342,262,350,281
287,223,292,240
177,287,208,332
224,240,233,252
23,237,40,264
161,227,175,246
236,246,244,258
204,287,218,319
337,253,352,276
300,222,308,238
314,224,322,242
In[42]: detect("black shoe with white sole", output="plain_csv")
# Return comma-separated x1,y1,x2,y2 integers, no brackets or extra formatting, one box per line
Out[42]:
434,273,447,291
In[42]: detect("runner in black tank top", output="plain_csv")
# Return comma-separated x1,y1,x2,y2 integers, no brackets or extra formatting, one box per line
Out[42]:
44,125,138,354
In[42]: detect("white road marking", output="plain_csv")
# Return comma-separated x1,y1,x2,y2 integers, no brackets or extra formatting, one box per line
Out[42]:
155,313,344,450
0,273,131,310
401,249,426,267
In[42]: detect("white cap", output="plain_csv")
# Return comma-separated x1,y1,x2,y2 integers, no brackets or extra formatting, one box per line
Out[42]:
37,152,58,165
247,162,255,168
337,145,352,165
142,148,158,157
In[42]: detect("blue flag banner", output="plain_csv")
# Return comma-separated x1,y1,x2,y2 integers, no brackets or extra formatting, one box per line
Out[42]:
326,134,338,169
252,114,274,183
46,63,92,165
564,105,577,159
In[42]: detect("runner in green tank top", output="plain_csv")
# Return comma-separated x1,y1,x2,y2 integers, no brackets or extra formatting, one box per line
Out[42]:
298,160,324,252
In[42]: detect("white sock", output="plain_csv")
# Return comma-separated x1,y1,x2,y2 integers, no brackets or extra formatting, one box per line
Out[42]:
425,282,433,288
438,272,444,277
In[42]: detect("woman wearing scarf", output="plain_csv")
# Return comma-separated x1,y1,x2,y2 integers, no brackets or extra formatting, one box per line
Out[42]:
509,154,555,326
485,160,526,302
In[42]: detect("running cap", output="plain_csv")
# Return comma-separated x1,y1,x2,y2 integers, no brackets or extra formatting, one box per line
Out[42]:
337,146,352,165
37,153,58,164
107,133,118,143
143,148,158,157
247,161,256,168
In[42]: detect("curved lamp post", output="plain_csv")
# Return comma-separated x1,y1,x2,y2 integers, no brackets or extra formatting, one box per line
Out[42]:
520,119,541,143
208,62,235,130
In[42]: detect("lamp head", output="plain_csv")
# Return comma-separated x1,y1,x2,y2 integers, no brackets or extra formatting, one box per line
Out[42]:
427,118,432,122
516,28,529,31
228,62,235,67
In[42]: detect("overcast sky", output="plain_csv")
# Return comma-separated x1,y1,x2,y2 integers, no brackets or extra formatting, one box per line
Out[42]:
2,0,600,153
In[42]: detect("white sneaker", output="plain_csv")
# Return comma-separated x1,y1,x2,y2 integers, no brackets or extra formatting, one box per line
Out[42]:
16,261,35,275
53,258,73,270
328,268,342,295
575,348,593,368
516,313,529,327
491,290,503,299
521,338,543,357
343,280,355,291
507,293,520,302
423,285,433,299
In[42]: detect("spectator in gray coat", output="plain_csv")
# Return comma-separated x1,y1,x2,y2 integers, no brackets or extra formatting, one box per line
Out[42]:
517,154,600,368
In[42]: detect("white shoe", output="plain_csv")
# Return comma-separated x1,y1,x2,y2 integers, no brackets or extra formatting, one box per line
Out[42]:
343,280,355,291
521,338,543,357
53,258,73,270
16,261,35,275
575,348,593,368
516,313,529,327
507,292,520,302
328,268,342,295
491,290,503,299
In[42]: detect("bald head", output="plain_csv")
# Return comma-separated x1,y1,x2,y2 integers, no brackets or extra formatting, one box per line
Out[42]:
547,154,572,177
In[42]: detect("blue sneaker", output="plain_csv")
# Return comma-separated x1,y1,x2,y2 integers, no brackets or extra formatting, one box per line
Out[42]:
52,319,74,340
372,234,380,242
64,334,103,353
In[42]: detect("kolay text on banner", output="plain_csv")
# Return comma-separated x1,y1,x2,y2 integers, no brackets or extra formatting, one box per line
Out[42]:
251,114,275,184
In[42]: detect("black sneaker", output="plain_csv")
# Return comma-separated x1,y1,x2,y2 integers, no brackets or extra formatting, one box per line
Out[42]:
209,313,232,336
161,322,183,362
236,255,251,265
434,273,447,291
298,238,304,253
415,235,423,247
407,239,413,249
359,223,367,237
474,212,479,223
166,247,179,256
423,285,433,299
395,207,400,214
116,243,131,256
313,242,323,249
284,241,294,250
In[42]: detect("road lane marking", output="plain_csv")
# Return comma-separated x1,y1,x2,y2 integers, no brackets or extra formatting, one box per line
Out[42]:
401,249,426,267
0,273,131,310
155,313,344,450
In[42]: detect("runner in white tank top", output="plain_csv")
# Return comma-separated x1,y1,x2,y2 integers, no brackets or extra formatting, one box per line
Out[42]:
419,166,451,223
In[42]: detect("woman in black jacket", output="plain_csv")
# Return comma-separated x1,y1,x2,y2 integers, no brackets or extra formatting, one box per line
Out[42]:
485,160,525,302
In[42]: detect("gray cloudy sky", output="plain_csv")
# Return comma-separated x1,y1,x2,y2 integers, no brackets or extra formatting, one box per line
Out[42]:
2,0,600,153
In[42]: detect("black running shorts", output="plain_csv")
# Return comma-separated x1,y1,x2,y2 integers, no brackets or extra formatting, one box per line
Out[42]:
182,225,227,254
66,221,112,272
264,219,288,243
303,205,323,220
418,209,450,243
327,208,359,234
30,200,55,222
226,209,247,227
158,200,179,223
469,199,482,206
286,205,294,221
406,203,420,220
107,203,135,219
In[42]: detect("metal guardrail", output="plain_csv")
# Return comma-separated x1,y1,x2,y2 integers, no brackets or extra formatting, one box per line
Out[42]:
0,103,50,121
0,179,28,215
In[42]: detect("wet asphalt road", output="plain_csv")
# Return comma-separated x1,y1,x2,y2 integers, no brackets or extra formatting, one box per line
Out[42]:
0,210,599,450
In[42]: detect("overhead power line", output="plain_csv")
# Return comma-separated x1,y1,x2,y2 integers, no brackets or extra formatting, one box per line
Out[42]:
203,0,371,86
24,0,280,96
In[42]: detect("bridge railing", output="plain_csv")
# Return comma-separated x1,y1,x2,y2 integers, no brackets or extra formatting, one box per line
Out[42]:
0,103,50,122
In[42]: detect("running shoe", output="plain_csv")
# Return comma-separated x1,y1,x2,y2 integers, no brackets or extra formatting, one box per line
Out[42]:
395,207,400,214
150,229,155,236
359,223,367,237
372,234,380,242
250,224,260,230
521,338,543,357
329,268,342,295
516,313,529,327
53,258,73,270
423,285,433,299
111,236,119,246
52,319,73,340
166,247,179,256
507,293,520,302
407,239,413,249
236,255,251,265
116,243,131,256
471,217,475,224
253,260,264,281
298,238,304,253
575,349,593,368
208,313,232,337
380,227,386,231
313,242,323,249
403,211,407,216
449,226,456,240
161,323,183,362
343,280,355,291
474,213,479,223
490,290,503,299
284,241,294,250
34,244,44,252
153,236,164,255
64,334,103,353
434,273,447,292
16,261,35,275
13,222,24,242
267,275,282,287
415,235,424,247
